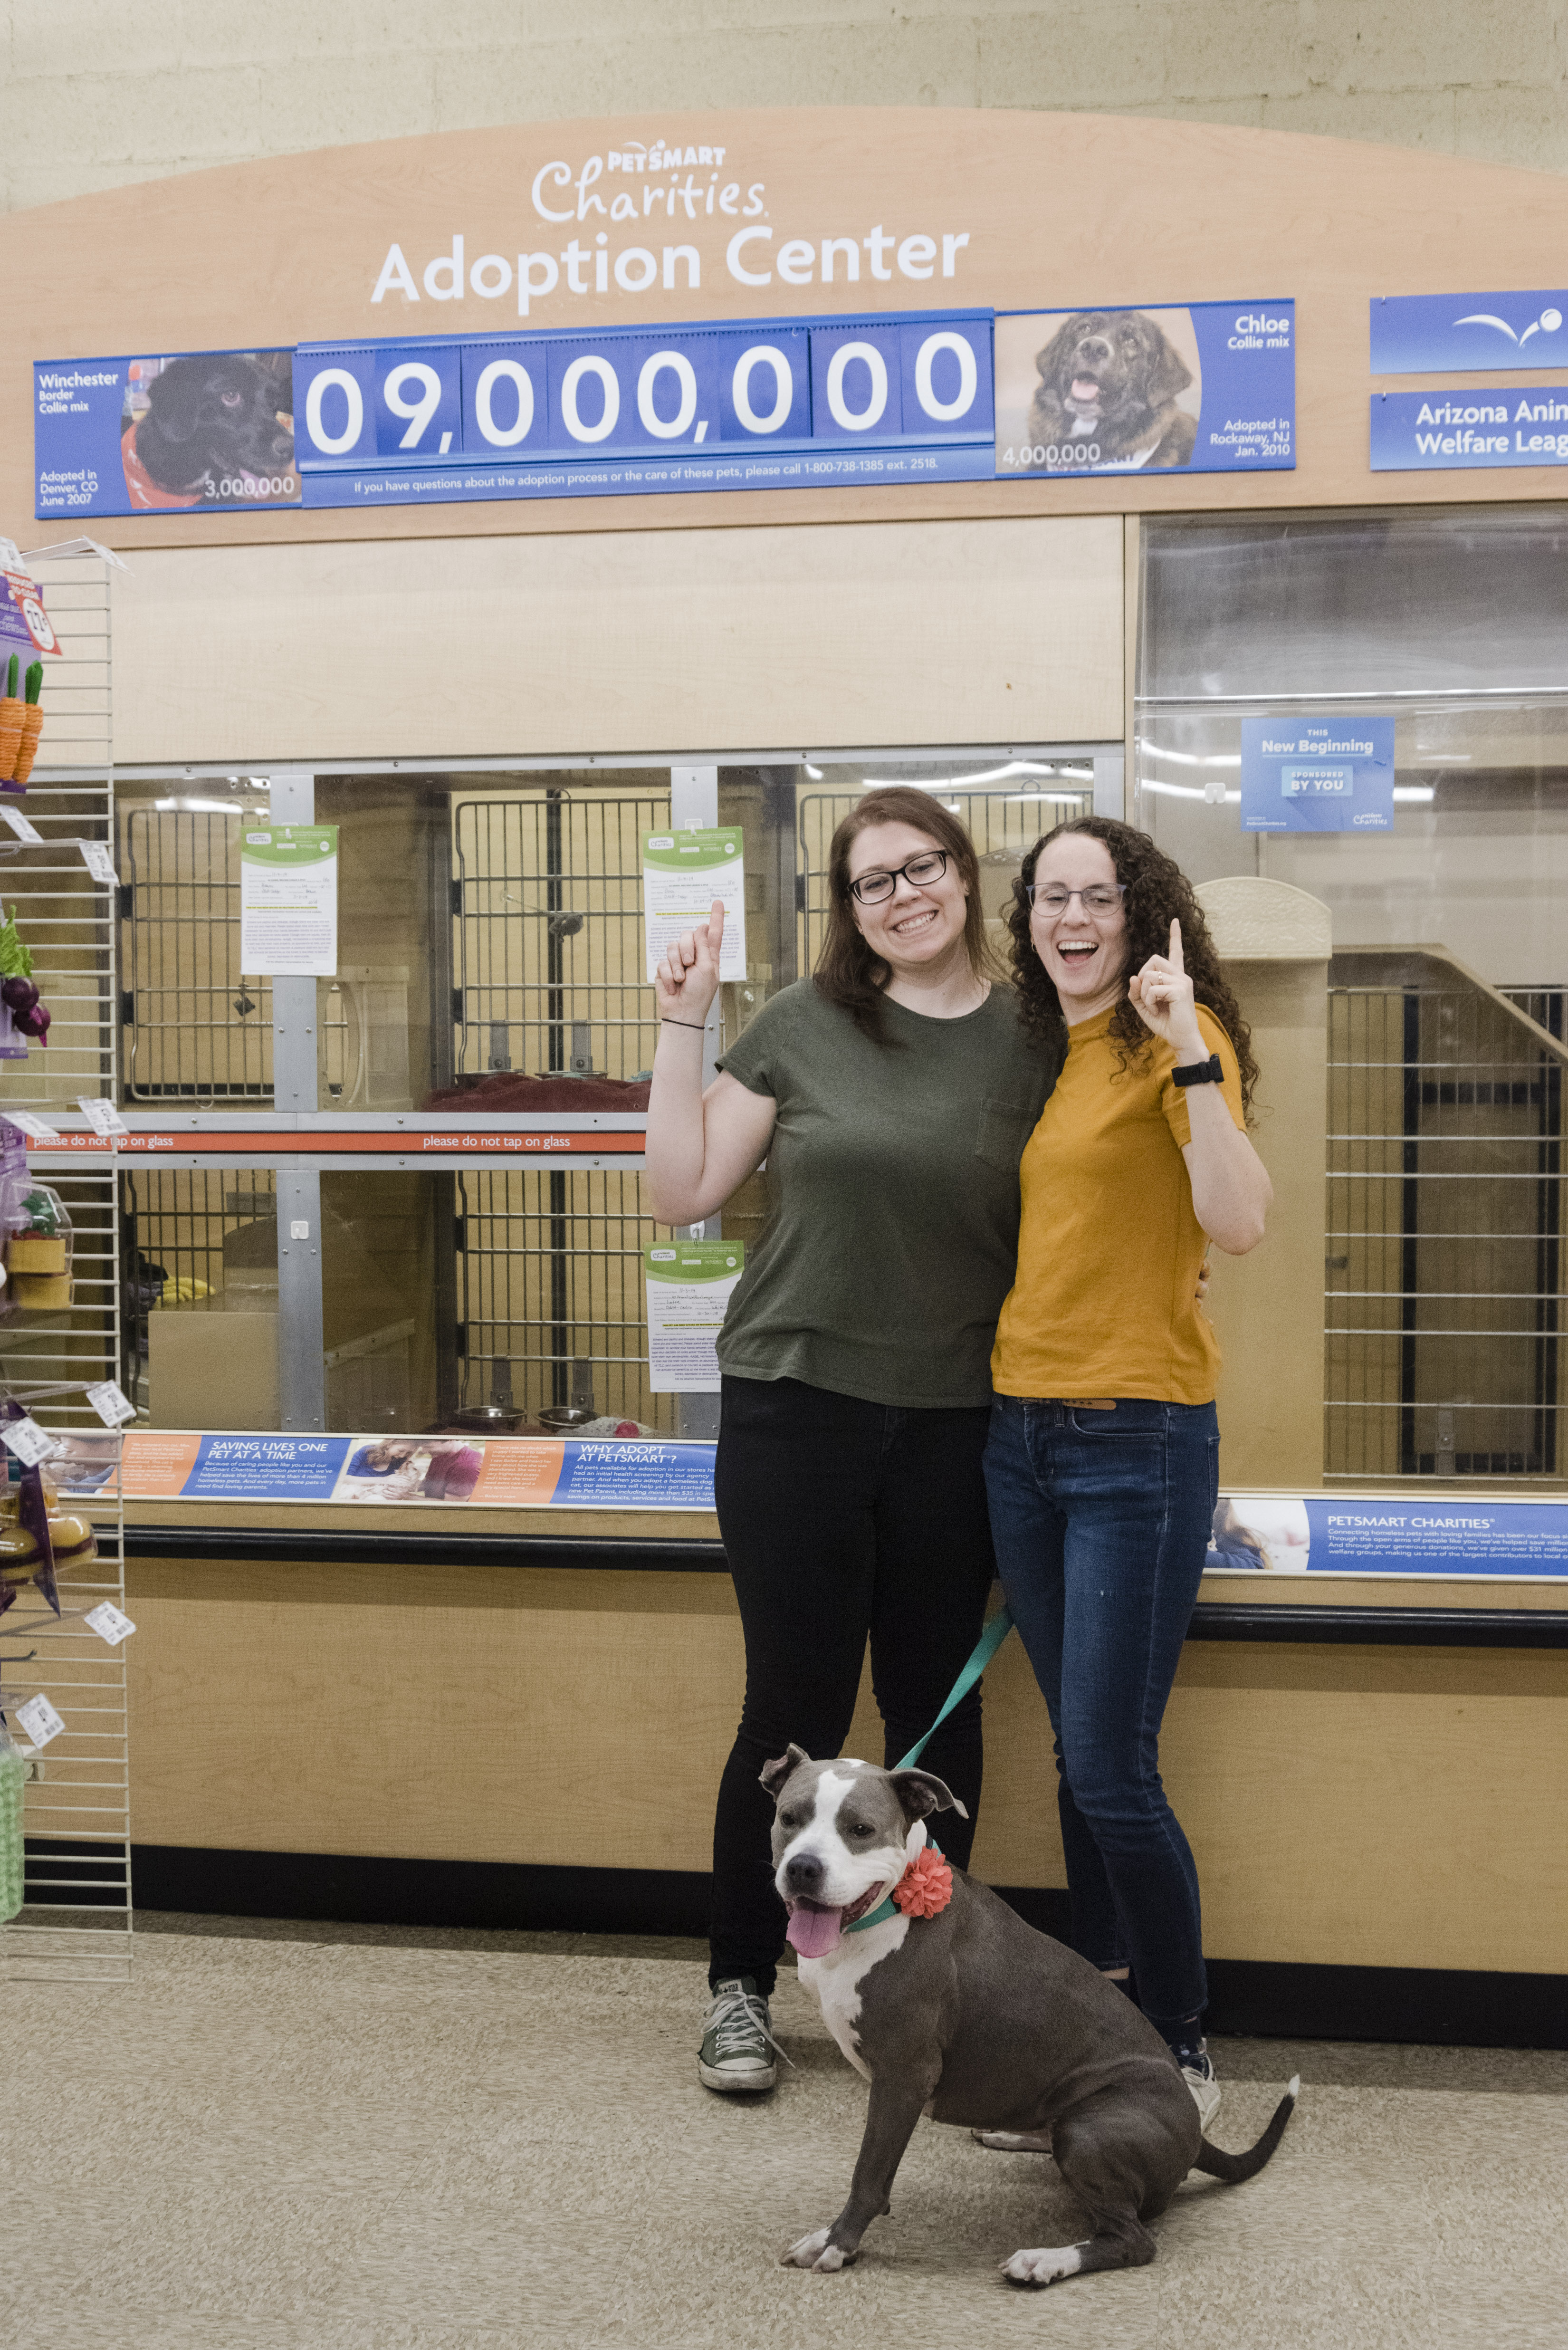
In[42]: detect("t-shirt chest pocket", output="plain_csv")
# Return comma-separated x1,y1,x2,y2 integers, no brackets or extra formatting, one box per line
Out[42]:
974,1095,1040,1176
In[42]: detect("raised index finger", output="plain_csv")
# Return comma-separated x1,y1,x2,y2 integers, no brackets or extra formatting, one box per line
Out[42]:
1169,917,1185,973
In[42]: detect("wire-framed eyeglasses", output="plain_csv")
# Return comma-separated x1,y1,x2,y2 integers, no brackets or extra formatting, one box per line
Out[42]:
849,850,951,905
1027,882,1128,916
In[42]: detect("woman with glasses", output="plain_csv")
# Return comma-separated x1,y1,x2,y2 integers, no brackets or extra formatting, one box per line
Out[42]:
646,786,1061,2097
982,816,1272,2133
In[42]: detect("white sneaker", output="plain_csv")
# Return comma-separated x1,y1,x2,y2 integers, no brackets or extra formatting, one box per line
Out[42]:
698,1976,782,2094
1180,2044,1222,2131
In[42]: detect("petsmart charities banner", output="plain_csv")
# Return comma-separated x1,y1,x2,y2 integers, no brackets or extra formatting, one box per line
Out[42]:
36,297,1294,518
79,1430,718,1510
1208,1493,1568,1580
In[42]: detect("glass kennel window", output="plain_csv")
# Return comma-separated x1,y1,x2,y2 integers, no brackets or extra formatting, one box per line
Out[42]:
111,750,1118,1436
1137,508,1568,1487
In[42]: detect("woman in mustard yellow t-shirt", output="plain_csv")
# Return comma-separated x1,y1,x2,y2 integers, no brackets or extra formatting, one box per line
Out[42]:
985,816,1272,2130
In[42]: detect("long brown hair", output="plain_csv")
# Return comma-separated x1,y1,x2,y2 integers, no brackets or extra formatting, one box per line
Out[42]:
814,787,994,1042
1004,816,1260,1116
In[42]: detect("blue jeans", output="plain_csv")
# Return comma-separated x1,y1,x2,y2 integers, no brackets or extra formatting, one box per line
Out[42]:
982,1394,1219,2034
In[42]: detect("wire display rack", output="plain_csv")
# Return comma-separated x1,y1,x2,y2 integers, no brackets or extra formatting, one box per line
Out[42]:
0,549,130,1980
1326,953,1566,1482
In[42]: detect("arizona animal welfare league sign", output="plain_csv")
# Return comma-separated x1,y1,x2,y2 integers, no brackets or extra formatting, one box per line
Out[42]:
19,109,1568,541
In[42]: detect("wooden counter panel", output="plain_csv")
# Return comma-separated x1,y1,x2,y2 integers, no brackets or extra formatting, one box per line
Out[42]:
124,1555,1567,1972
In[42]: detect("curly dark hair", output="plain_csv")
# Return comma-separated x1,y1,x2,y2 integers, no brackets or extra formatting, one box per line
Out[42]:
1004,815,1260,1117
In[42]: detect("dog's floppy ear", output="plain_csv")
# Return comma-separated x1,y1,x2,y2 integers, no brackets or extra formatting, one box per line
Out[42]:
888,1767,969,1824
1143,319,1193,404
759,1743,811,1797
145,364,204,442
1034,315,1083,394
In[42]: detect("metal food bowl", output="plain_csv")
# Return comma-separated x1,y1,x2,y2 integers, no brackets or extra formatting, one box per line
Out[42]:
538,1405,596,1431
448,1404,522,1433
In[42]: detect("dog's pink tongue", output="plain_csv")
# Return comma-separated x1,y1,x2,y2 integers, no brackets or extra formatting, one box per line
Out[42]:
1071,375,1100,400
786,1902,843,1957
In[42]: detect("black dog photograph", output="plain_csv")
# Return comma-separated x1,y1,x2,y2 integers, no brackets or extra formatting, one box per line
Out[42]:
120,349,298,510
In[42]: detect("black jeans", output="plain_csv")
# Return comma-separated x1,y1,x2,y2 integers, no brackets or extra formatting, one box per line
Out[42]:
709,1373,996,1995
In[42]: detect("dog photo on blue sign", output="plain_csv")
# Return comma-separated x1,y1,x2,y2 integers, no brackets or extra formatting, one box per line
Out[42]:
1239,718,1396,834
993,300,1294,478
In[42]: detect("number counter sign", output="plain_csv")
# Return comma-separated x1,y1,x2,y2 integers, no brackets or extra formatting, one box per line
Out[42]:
36,297,1295,518
1240,717,1395,834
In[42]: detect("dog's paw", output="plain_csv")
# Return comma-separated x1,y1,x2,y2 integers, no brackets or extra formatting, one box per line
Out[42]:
783,2225,852,2272
1002,2242,1085,2287
972,2127,1053,2153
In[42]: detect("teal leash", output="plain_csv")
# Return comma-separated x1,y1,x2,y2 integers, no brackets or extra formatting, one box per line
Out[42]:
844,1605,1015,1936
895,1603,1014,1770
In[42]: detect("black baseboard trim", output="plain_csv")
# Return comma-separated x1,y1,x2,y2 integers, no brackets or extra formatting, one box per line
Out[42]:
126,1526,731,1573
130,1845,1566,2049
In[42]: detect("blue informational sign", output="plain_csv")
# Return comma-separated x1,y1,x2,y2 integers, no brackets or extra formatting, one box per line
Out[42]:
35,350,301,519
1240,716,1396,834
179,1435,351,1500
1209,1493,1568,1580
1370,290,1568,374
36,295,1295,515
553,1439,716,1508
1370,388,1568,472
992,299,1294,479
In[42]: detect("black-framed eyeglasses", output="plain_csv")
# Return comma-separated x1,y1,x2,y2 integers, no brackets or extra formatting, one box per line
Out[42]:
848,849,951,905
1026,882,1127,916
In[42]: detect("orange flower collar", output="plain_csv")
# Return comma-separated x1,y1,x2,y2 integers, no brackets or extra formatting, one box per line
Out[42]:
846,1840,953,1934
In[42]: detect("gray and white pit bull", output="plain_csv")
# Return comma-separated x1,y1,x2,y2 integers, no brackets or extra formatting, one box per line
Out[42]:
765,1745,1297,2287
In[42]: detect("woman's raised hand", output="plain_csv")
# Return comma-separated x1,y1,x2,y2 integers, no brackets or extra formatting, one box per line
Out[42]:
1128,919,1206,1058
654,898,725,1028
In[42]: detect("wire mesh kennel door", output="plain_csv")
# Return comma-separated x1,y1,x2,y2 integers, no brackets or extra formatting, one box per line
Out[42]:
121,800,273,1102
450,786,672,1425
452,787,669,1083
798,777,1095,972
1326,952,1566,1482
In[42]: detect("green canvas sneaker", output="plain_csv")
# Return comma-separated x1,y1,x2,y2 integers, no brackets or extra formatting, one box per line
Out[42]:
698,1975,780,2094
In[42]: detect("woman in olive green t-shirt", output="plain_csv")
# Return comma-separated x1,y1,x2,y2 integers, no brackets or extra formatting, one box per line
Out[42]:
645,786,1059,2099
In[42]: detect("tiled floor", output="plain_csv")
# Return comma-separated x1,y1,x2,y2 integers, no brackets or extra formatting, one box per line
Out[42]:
5,1913,1564,2349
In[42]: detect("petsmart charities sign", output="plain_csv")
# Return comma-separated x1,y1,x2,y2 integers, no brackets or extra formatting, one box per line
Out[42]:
33,124,1294,516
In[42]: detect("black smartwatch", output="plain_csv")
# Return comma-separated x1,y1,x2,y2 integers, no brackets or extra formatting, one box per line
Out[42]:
1172,1053,1224,1088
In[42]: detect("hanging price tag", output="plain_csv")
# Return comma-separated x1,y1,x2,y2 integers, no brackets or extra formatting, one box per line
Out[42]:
15,1693,64,1747
1,807,42,844
83,1601,135,1646
0,1110,61,1142
84,1379,135,1428
76,1096,129,1138
0,1417,57,1466
78,842,117,886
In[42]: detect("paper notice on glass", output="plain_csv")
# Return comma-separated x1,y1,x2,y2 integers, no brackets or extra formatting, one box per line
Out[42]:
642,829,746,983
644,1240,744,1393
239,826,339,976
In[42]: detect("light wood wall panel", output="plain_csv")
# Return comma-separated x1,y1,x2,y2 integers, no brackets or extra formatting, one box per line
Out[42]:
110,515,1124,766
125,1555,1568,1974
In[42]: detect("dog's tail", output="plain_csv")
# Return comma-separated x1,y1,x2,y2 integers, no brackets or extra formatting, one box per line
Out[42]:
1191,2075,1299,2184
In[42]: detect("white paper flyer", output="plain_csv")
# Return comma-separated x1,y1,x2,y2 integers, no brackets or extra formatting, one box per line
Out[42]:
642,827,746,983
644,1240,745,1392
239,825,339,977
